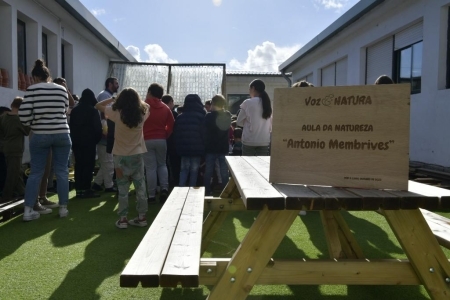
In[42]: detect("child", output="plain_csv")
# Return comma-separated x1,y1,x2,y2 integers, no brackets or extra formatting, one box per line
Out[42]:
203,94,231,196
0,97,30,202
231,128,243,156
95,88,150,229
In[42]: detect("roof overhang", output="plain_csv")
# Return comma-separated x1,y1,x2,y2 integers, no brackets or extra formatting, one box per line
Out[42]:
54,0,136,62
279,0,385,73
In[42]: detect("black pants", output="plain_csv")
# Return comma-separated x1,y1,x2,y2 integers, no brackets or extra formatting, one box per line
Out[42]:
0,152,6,194
167,153,181,189
73,144,96,191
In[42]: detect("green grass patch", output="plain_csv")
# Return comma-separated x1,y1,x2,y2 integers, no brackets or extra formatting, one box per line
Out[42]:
0,189,449,299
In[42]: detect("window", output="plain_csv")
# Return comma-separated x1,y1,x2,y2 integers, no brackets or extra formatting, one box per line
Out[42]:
17,20,26,74
42,33,48,64
61,43,65,78
447,7,450,89
227,94,249,115
395,41,423,93
321,58,347,86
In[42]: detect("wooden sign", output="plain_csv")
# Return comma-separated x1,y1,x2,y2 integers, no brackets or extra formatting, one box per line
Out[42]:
269,84,410,190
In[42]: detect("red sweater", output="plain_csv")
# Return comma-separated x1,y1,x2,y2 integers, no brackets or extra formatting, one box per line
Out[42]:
143,97,174,140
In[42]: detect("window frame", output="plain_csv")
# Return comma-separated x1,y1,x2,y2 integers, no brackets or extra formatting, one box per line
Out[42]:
394,40,423,94
42,32,48,64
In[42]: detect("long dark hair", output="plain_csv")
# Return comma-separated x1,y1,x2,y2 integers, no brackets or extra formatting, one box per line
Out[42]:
112,88,147,128
250,79,272,119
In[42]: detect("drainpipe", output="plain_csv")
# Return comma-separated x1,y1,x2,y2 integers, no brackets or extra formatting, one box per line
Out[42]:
281,71,292,87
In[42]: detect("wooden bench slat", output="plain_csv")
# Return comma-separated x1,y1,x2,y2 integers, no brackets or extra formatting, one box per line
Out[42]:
120,188,190,288
226,157,284,210
420,209,450,249
307,186,362,210
160,187,205,287
241,156,271,181
273,184,323,210
409,181,450,210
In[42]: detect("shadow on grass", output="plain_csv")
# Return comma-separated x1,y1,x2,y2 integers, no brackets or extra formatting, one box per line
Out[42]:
199,210,429,299
0,194,161,299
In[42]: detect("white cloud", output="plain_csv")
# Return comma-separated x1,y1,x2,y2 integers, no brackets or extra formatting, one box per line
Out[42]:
228,41,301,72
125,44,178,63
90,8,106,16
314,0,349,11
212,0,222,7
126,45,141,61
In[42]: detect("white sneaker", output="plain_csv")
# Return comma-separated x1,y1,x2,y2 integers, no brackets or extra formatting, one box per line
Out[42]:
298,210,307,216
59,205,69,218
23,206,40,221
33,201,52,214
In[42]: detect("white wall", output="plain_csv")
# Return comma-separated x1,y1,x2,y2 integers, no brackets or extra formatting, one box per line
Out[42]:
0,0,114,108
226,75,289,102
286,0,450,167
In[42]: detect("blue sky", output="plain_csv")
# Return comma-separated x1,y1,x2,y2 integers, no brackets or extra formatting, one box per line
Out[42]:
79,0,359,72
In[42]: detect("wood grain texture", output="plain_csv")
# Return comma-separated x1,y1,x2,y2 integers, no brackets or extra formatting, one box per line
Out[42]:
120,188,189,287
420,209,450,250
200,259,421,286
270,85,410,190
383,209,450,299
226,156,285,210
160,187,205,287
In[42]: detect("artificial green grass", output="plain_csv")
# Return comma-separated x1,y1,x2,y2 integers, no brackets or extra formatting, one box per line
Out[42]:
0,189,449,299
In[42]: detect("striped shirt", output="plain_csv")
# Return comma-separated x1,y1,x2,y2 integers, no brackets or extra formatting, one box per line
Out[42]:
19,82,70,134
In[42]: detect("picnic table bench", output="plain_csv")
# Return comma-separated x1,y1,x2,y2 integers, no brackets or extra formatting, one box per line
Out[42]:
121,156,450,300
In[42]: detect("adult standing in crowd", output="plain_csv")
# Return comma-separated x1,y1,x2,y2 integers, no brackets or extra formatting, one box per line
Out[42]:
142,84,174,204
19,59,72,221
161,94,180,191
92,77,119,193
0,106,12,200
173,94,205,187
95,88,150,229
70,88,102,198
236,79,272,156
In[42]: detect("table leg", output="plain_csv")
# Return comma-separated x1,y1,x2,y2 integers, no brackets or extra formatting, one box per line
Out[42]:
321,211,365,259
383,209,450,300
207,207,299,300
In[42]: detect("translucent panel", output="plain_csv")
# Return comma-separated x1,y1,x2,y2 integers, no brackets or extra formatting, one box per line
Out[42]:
170,65,224,105
109,63,170,101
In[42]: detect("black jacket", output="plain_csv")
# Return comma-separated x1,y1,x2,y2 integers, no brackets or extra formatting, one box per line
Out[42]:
174,94,206,157
69,90,102,147
204,110,231,154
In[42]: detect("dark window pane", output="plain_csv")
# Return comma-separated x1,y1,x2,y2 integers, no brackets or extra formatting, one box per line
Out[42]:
42,33,48,64
411,42,422,93
227,94,249,115
399,47,412,81
17,20,26,74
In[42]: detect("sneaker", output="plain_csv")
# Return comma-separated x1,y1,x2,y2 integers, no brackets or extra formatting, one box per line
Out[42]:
91,183,103,191
116,218,128,229
159,189,169,204
298,210,307,216
39,197,59,208
59,205,69,218
23,206,40,221
147,197,157,204
33,201,53,214
128,217,147,227
104,186,118,193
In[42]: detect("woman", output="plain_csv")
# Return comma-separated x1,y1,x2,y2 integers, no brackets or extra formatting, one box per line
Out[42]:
19,59,72,221
236,79,272,156
70,88,102,198
95,88,150,229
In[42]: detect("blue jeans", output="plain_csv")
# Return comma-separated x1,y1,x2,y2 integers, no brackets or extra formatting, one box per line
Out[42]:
203,154,229,195
179,156,201,187
25,133,72,207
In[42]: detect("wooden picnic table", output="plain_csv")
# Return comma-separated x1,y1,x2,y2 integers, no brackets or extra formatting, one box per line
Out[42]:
200,156,450,300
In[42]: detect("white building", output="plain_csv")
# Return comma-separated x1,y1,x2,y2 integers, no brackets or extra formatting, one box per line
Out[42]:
0,0,135,108
226,71,289,114
279,0,450,168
